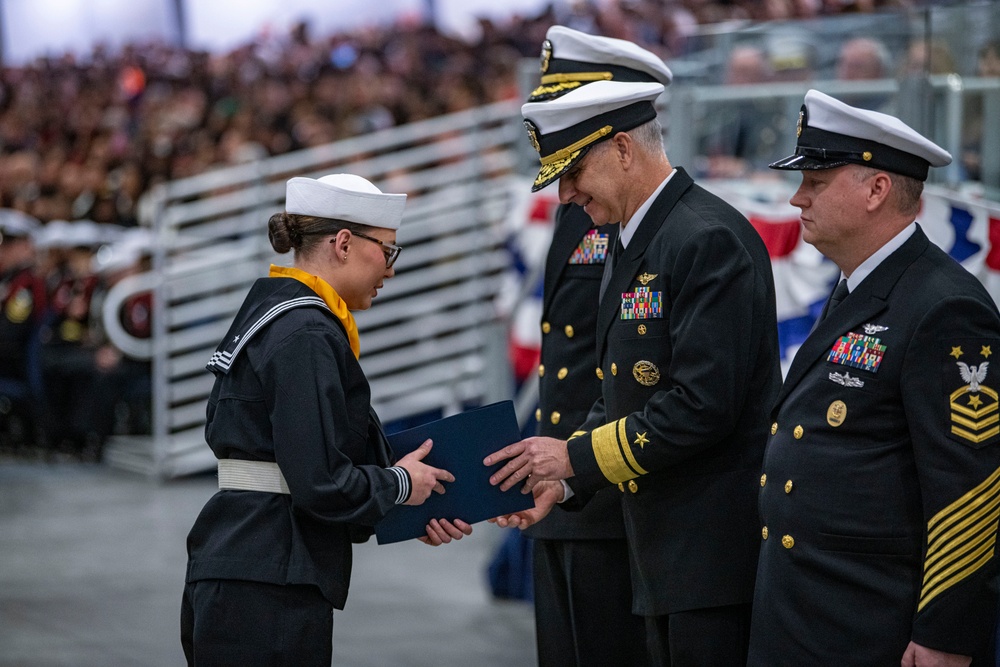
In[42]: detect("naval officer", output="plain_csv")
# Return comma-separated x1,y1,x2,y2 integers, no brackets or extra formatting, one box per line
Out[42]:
525,25,673,667
486,80,781,665
748,89,1000,666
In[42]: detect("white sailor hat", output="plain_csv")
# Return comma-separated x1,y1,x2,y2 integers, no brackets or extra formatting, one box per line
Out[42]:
770,89,951,181
530,26,673,102
284,173,406,230
0,209,41,241
522,80,664,192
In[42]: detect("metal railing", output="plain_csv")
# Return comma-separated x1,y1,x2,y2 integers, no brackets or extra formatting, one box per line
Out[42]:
103,101,524,478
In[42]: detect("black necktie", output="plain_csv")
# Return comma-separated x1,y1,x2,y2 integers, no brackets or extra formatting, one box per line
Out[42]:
824,278,850,319
600,238,623,302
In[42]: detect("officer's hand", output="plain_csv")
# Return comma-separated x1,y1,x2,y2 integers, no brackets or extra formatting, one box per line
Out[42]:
397,440,455,506
484,437,573,492
489,481,563,530
900,641,971,667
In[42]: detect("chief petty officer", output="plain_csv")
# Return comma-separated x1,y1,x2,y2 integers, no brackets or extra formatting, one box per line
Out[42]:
748,89,1000,666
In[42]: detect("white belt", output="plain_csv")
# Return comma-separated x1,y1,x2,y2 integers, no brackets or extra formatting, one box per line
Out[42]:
218,459,290,494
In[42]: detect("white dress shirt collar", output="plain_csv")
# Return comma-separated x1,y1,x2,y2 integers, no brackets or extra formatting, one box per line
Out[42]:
843,222,916,292
619,169,676,249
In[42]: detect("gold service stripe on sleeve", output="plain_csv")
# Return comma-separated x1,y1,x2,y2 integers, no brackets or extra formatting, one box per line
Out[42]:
918,466,1000,610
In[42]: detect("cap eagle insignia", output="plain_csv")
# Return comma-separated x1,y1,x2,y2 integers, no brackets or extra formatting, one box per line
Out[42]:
958,361,989,392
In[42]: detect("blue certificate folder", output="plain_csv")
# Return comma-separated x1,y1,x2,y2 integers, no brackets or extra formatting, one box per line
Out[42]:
375,401,534,545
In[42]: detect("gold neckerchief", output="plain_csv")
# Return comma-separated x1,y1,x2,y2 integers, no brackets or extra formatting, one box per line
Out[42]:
269,264,360,359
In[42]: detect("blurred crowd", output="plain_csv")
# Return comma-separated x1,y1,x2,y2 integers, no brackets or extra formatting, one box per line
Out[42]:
0,0,987,458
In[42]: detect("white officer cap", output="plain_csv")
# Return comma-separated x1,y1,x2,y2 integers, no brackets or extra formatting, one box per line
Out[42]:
522,80,664,192
0,209,40,241
284,173,407,230
530,26,673,102
770,89,951,181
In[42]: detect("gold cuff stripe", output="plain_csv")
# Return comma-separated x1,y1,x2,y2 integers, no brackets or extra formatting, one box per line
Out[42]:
590,418,646,483
951,425,1000,443
540,71,613,84
529,81,583,98
540,126,613,166
918,535,996,611
568,430,587,441
923,504,1000,583
951,412,1000,431
617,419,649,478
928,465,1000,538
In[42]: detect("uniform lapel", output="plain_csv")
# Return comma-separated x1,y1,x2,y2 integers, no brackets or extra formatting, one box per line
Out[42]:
542,204,595,314
596,168,694,361
775,227,930,408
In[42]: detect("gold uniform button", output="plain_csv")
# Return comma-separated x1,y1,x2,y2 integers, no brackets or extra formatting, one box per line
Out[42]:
557,367,568,380
535,409,541,421
637,324,647,335
760,474,767,487
542,322,551,334
782,535,795,549
596,367,604,380
784,480,793,494
538,365,545,377
628,480,638,493
564,325,574,338
618,482,625,493
762,526,769,540
793,425,804,439
771,422,778,435
550,412,561,425
611,363,618,375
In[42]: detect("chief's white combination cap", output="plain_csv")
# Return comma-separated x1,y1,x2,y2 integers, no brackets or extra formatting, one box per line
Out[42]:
285,174,407,230
522,80,664,191
770,89,951,181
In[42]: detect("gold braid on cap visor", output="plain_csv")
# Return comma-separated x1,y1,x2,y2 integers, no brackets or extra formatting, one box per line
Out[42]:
533,125,613,189
530,72,613,100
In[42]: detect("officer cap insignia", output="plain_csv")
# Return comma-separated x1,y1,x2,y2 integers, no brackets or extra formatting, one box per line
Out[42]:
828,371,864,388
636,272,658,286
633,360,660,386
540,39,553,74
796,107,805,137
524,119,541,154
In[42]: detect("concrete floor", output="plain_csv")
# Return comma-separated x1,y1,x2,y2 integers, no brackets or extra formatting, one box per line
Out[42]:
0,461,537,667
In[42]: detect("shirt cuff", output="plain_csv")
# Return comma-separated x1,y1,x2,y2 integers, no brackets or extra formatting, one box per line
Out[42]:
387,466,410,504
558,479,574,503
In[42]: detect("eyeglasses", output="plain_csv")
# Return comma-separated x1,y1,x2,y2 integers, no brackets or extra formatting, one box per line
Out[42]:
335,231,402,269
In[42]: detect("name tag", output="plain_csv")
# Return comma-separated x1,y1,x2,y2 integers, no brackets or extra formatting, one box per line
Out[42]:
621,287,663,320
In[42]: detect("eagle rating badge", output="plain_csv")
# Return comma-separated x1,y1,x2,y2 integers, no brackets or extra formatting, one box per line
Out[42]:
949,344,999,445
